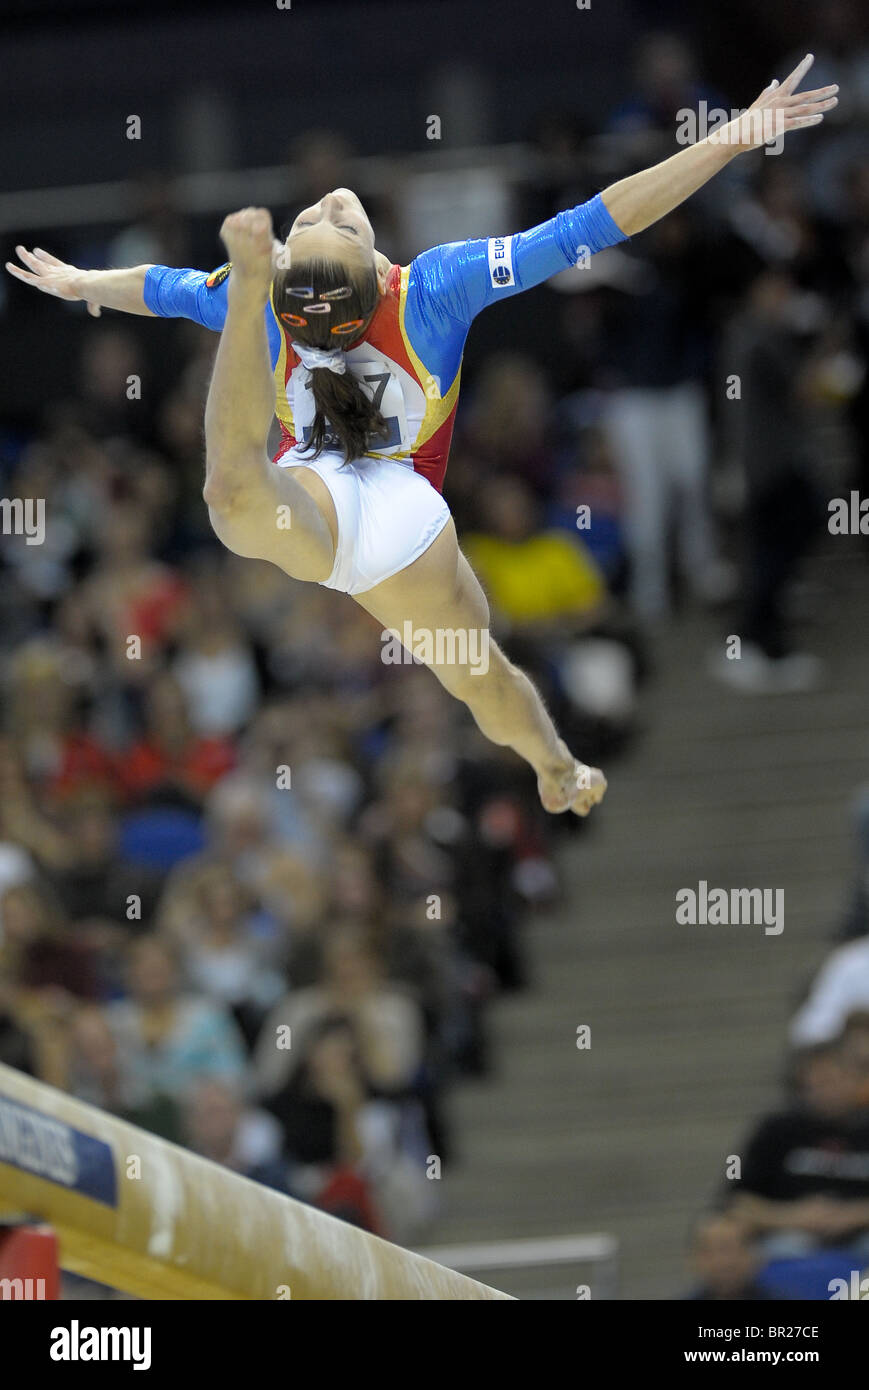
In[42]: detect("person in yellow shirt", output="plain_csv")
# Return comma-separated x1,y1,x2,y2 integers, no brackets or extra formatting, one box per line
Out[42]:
463,476,608,634
464,476,641,748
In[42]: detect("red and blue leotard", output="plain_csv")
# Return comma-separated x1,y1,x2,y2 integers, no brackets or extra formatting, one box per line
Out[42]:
144,192,627,492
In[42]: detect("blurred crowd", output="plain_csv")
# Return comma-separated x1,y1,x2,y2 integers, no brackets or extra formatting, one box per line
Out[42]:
1,8,868,1292
687,790,869,1300
0,495,573,1243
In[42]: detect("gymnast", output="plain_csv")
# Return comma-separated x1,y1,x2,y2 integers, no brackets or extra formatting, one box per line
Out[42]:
7,55,836,816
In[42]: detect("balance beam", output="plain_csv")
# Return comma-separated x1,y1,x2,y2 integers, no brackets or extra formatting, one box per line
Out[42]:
0,1062,511,1300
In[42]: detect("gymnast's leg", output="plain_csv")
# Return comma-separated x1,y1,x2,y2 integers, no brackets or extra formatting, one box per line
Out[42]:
202,207,336,583
355,519,606,816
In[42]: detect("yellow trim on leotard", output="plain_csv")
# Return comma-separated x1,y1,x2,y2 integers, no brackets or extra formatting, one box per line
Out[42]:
398,265,462,452
269,288,294,436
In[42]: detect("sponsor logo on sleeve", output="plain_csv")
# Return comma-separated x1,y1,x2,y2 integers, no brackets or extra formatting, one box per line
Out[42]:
487,236,514,288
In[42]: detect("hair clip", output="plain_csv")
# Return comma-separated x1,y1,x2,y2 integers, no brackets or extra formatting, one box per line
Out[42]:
284,285,314,298
319,286,353,301
330,319,365,335
280,311,308,327
305,302,331,314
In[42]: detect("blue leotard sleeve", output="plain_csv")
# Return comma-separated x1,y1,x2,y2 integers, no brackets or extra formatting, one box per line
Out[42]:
144,266,230,330
143,264,283,365
409,193,627,321
403,192,627,384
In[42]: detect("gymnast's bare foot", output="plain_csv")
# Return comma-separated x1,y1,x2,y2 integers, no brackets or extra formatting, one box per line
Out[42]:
537,756,607,817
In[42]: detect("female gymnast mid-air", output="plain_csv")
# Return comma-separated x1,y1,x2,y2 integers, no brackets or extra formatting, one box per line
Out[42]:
7,55,837,818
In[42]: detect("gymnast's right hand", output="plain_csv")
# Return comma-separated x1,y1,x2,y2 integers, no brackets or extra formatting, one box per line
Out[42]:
5,245,103,316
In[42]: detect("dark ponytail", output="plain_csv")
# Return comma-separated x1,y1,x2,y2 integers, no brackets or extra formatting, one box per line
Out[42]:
272,256,389,464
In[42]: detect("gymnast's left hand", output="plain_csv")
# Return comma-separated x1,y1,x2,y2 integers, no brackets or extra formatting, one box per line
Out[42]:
718,53,838,152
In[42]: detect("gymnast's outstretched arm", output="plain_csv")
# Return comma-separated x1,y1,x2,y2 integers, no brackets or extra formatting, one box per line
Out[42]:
3,236,284,324
407,53,837,335
4,253,155,317
6,56,835,321
600,53,836,236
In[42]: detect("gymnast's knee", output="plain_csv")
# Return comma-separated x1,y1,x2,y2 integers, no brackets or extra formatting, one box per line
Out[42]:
203,470,236,516
202,442,273,522
202,483,263,560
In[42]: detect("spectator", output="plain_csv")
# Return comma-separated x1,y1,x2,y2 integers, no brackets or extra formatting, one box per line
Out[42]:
460,353,557,498
463,474,607,635
97,935,248,1138
253,925,425,1101
791,935,869,1046
263,1015,434,1240
728,1042,869,1256
182,1077,289,1192
462,474,638,752
262,1015,384,1232
600,210,733,618
5,641,119,807
0,880,98,1001
0,975,37,1075
712,267,826,692
684,1213,772,1301
78,501,189,683
48,790,162,929
65,1005,134,1115
172,565,261,737
160,860,285,1046
122,672,236,808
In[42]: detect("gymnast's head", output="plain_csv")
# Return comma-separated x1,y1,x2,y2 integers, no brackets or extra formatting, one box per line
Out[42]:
272,188,390,462
283,187,376,263
273,187,384,339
